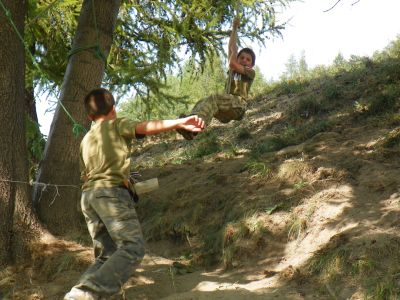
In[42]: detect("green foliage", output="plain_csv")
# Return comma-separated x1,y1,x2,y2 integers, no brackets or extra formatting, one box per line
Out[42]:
379,127,400,148
281,120,332,146
134,35,400,277
244,160,271,177
107,0,295,99
275,78,309,95
222,214,267,269
321,81,342,101
247,120,333,154
382,35,400,59
249,66,269,96
350,257,376,277
118,91,191,121
308,248,349,283
282,51,308,80
332,52,346,71
120,53,271,120
265,203,284,215
187,131,222,159
201,228,224,265
367,94,397,116
250,136,286,157
173,56,227,110
302,120,332,138
375,59,400,84
124,35,400,295
119,56,227,120
289,95,322,119
289,86,343,121
27,0,81,88
283,54,298,79
307,239,400,300
25,0,294,104
298,51,308,76
370,278,400,300
287,215,307,240
222,141,241,158
374,84,399,111
353,84,400,117
307,64,330,78
293,180,309,190
236,127,252,140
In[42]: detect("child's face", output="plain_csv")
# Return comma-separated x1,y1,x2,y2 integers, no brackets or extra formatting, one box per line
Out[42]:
238,52,253,68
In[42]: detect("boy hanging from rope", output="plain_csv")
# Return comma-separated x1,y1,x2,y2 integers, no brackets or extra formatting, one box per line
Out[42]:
176,16,256,140
64,88,204,300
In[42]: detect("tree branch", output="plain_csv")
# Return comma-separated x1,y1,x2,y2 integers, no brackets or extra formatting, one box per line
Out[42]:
323,0,342,12
324,0,362,12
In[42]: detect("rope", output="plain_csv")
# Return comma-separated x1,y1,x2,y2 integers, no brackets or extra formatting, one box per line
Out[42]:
0,178,79,189
58,101,88,136
67,0,107,64
0,0,95,136
0,178,80,207
225,1,242,94
67,44,107,65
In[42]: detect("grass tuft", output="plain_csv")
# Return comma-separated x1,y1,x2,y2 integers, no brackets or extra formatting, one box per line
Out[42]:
244,160,272,178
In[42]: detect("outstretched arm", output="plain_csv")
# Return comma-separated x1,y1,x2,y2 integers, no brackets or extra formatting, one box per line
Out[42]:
135,115,205,136
228,17,251,75
228,17,240,59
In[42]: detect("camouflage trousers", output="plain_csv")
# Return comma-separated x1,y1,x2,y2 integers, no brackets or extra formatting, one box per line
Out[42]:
191,93,247,126
74,187,145,297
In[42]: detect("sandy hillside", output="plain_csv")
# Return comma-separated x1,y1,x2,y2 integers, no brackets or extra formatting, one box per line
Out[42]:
2,56,400,300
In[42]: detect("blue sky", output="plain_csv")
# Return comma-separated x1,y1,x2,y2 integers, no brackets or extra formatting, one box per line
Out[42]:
37,0,400,135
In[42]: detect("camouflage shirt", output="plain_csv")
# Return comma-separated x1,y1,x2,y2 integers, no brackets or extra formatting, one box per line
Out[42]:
79,117,140,191
225,67,256,100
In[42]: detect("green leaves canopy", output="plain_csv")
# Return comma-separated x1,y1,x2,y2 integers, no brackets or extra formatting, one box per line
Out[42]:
108,0,292,96
26,0,293,100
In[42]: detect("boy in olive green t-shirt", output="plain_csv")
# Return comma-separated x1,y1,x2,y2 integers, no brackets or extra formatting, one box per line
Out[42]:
64,88,204,300
177,17,256,140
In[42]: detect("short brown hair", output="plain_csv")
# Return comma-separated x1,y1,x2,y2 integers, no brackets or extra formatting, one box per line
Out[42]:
238,48,256,67
84,88,115,118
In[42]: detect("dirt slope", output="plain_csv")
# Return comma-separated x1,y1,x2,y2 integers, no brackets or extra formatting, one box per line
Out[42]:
3,56,400,299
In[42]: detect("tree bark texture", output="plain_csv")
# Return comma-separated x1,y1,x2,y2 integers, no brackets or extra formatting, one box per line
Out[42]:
0,0,41,264
25,86,38,123
33,0,121,233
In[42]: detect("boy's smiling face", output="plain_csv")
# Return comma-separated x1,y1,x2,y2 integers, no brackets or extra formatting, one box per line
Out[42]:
238,52,253,68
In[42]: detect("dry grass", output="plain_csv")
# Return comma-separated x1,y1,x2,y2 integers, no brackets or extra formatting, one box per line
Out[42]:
9,44,400,299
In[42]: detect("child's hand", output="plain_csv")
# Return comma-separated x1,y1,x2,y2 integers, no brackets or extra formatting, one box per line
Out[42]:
232,17,240,30
178,115,205,132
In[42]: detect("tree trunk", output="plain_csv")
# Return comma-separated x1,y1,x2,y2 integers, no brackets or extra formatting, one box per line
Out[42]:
0,0,43,264
25,41,38,122
33,0,121,233
25,86,38,122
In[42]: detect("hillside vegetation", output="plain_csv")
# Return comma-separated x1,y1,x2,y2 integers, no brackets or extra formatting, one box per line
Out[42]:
3,38,400,299
130,37,400,299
